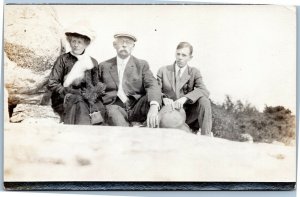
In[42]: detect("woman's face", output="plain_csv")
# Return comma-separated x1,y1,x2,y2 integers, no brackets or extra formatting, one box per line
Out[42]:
70,36,88,55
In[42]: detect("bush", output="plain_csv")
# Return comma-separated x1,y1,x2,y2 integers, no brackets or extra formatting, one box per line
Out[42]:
211,96,295,145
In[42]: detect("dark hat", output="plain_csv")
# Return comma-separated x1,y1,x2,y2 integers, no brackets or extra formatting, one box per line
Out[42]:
159,106,190,132
114,33,137,42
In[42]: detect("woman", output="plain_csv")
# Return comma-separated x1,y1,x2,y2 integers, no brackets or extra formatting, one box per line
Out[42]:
48,23,105,125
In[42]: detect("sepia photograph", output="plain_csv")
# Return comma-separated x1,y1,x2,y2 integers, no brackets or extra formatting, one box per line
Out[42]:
3,4,296,190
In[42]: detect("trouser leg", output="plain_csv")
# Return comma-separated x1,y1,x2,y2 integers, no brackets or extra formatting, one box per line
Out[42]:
185,97,212,135
106,104,129,126
128,95,150,123
105,95,151,126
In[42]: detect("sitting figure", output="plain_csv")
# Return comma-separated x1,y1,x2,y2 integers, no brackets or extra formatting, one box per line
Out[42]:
93,33,162,128
157,42,212,135
48,22,105,125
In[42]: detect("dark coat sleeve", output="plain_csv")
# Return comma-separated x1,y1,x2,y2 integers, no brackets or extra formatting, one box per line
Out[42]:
157,67,168,99
141,61,162,106
88,60,106,102
91,58,100,86
48,56,65,96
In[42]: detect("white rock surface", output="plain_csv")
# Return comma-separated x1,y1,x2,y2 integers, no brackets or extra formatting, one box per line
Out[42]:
4,5,65,106
4,124,296,182
4,5,64,71
10,104,60,123
4,53,51,106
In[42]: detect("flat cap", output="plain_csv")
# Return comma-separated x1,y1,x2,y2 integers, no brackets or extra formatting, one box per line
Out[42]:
114,33,137,42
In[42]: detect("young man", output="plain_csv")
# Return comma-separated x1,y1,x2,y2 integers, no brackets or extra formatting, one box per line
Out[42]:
157,42,212,135
94,33,161,128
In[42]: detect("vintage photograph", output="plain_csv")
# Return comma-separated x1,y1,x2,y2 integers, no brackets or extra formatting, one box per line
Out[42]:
3,4,296,190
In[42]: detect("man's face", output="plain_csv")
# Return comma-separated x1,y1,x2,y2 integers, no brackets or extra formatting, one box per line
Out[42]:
113,37,135,59
175,47,192,68
70,37,88,55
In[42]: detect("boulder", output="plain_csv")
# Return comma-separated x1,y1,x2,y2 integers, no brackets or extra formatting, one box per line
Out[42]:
4,5,65,107
4,5,65,72
4,53,52,106
10,104,60,124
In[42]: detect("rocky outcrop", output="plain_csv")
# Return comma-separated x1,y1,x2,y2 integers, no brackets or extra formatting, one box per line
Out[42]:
10,104,60,124
4,5,65,108
4,124,295,182
4,5,65,72
4,53,52,106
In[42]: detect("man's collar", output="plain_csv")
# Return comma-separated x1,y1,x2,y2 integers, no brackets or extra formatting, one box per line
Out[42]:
117,55,131,66
175,63,188,71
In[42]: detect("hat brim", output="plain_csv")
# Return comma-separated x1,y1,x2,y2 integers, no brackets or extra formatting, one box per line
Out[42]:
65,32,92,42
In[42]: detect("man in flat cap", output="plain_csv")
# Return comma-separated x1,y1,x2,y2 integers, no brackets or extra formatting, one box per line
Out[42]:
157,42,212,135
94,33,161,127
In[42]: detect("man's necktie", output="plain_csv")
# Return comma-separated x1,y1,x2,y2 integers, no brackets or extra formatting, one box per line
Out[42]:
177,68,182,80
117,62,128,103
175,68,182,99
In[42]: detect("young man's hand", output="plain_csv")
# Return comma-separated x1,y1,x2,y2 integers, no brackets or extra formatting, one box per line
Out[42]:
163,98,174,109
174,97,188,109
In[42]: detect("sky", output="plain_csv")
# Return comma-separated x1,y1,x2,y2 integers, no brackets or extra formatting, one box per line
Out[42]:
53,5,296,113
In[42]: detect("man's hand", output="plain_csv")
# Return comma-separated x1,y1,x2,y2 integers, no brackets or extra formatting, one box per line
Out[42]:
174,97,188,109
147,104,159,128
163,98,174,109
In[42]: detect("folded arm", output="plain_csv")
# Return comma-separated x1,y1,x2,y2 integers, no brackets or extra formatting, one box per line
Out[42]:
184,68,209,104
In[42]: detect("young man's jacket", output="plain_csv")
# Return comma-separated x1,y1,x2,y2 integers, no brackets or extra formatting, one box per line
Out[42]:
157,63,209,104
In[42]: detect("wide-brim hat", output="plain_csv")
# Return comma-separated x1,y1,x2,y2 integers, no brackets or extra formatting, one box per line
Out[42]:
114,33,137,42
65,21,96,42
159,106,190,132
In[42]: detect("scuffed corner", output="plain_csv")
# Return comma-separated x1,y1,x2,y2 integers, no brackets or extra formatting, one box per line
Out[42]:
280,5,296,13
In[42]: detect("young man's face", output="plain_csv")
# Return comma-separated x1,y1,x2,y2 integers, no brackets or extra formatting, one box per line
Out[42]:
113,37,135,59
175,47,192,68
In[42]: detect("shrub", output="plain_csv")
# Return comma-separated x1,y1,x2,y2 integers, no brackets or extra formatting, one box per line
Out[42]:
211,96,295,145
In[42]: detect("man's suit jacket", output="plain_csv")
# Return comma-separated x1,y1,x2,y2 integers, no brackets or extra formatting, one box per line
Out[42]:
157,63,209,104
94,56,162,106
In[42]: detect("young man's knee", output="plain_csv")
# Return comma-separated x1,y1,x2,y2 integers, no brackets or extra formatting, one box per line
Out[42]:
197,97,211,109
